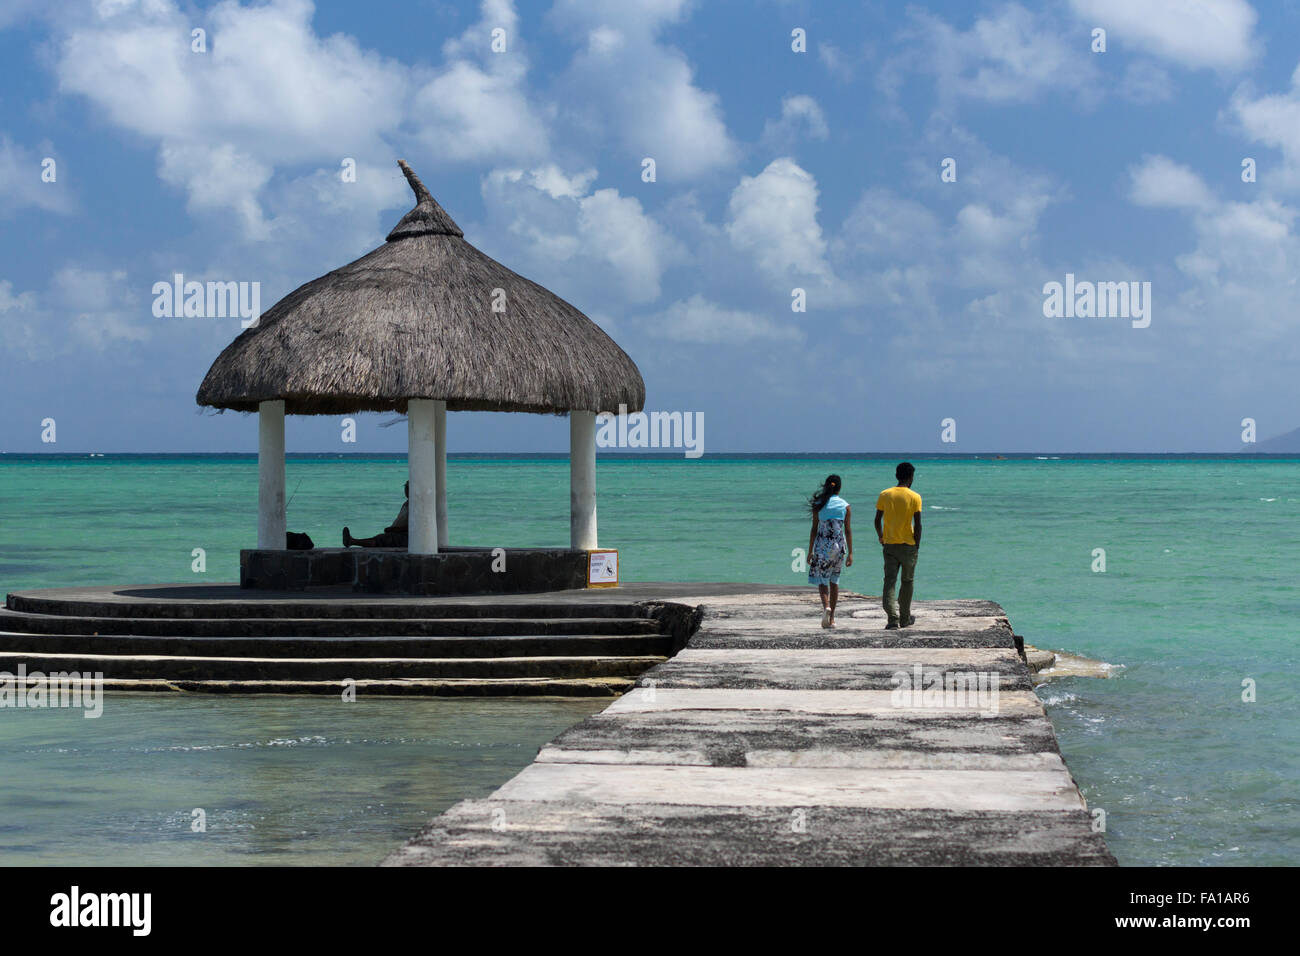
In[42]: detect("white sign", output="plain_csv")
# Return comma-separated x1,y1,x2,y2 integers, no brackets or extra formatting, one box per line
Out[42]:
588,550,618,587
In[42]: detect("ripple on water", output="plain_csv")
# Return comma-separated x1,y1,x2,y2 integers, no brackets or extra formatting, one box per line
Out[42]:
0,693,608,865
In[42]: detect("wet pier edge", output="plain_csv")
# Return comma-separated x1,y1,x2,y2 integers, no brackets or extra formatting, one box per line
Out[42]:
384,584,1115,866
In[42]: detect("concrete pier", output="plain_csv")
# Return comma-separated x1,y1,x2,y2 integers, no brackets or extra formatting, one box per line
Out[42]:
384,587,1115,866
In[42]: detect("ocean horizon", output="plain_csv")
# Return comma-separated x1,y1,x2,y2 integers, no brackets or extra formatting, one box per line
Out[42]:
5,451,1298,459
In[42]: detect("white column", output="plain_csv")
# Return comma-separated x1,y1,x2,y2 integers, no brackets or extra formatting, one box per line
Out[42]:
257,400,286,549
570,410,597,550
407,399,439,554
434,400,448,549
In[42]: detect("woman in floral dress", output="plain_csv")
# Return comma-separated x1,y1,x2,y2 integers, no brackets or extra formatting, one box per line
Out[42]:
807,474,853,627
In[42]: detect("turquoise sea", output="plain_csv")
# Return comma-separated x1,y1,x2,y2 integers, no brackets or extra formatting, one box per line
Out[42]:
1,454,1297,866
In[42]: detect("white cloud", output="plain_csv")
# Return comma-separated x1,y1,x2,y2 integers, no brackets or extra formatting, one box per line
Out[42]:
585,25,624,56
1123,154,1300,353
0,267,150,358
1121,61,1175,104
526,164,598,200
834,188,943,258
413,0,549,162
53,0,409,238
481,165,682,304
1166,196,1300,353
551,0,738,178
656,293,802,344
818,42,855,82
902,120,1061,282
38,0,735,272
413,61,549,162
441,0,517,59
1229,64,1300,193
53,266,151,349
1069,0,1257,70
760,95,829,150
50,0,549,239
956,203,1028,245
726,158,832,284
829,130,1073,363
890,4,1100,105
0,280,36,312
157,143,275,239
0,137,75,215
58,0,407,158
724,149,1053,320
577,189,676,302
1129,155,1214,209
0,279,41,357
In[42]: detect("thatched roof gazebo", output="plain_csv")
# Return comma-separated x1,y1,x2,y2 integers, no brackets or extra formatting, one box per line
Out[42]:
197,160,645,561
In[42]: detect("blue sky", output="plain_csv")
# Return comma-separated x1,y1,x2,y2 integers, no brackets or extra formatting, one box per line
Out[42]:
2,0,1299,453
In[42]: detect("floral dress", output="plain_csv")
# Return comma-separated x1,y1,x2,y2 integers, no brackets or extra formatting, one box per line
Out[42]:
808,495,848,585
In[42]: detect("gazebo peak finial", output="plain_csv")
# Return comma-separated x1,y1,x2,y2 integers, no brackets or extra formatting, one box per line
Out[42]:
398,159,433,204
387,159,464,241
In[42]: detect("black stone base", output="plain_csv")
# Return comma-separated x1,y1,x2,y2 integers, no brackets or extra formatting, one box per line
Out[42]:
239,546,592,595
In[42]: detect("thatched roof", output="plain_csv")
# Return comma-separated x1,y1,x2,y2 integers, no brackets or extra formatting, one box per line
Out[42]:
196,161,645,416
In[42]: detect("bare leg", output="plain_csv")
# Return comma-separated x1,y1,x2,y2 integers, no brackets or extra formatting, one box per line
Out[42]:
344,528,386,548
817,584,831,627
828,583,839,625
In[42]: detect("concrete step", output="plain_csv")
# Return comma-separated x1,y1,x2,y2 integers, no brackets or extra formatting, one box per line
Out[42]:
6,591,647,621
41,677,637,697
636,647,1032,691
0,650,667,682
0,608,661,638
0,631,674,659
1024,646,1058,672
385,801,1115,866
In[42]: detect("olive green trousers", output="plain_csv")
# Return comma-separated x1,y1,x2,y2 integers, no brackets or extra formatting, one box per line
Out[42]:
882,543,919,624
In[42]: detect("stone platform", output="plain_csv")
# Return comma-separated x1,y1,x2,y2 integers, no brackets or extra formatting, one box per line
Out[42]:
240,546,588,595
0,582,731,695
383,588,1115,866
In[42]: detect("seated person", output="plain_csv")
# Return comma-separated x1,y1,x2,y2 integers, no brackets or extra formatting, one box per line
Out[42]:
343,482,409,548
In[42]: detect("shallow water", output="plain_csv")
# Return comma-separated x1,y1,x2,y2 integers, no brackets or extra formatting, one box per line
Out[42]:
1,454,1297,865
0,693,605,866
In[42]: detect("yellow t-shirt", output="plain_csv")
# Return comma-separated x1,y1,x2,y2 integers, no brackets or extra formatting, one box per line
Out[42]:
876,486,922,545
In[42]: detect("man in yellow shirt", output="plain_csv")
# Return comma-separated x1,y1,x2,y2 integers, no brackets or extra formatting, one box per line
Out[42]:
874,462,922,629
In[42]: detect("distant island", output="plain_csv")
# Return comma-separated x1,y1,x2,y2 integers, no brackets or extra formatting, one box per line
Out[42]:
1244,426,1300,454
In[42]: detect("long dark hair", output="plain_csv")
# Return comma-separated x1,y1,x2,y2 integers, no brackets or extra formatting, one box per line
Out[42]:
808,474,842,517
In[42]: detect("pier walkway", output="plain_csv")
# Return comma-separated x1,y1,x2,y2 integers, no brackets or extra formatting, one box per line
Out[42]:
384,585,1115,866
